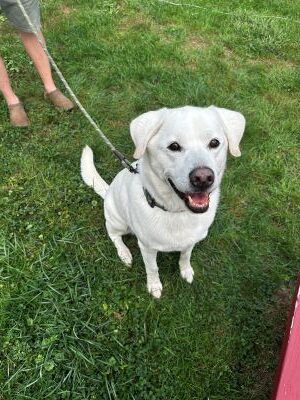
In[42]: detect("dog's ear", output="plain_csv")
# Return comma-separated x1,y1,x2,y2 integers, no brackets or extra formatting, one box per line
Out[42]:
130,108,167,159
211,107,246,157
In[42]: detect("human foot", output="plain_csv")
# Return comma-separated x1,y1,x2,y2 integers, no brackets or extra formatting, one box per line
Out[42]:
8,103,30,127
44,89,74,111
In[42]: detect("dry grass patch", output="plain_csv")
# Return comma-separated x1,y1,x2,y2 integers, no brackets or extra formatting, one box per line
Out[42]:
118,14,155,32
248,56,297,69
184,33,210,50
60,5,75,15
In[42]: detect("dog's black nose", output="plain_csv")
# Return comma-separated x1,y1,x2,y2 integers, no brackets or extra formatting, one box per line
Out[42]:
189,167,214,190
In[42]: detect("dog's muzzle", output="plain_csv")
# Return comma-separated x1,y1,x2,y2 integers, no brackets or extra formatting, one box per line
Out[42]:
168,173,213,213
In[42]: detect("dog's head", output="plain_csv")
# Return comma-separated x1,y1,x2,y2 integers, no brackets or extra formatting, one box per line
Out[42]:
130,106,245,213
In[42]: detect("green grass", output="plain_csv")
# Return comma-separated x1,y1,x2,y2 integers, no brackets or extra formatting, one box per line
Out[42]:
1,0,300,398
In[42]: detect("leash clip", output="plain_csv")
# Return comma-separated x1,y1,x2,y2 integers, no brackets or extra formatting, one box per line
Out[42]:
112,149,138,174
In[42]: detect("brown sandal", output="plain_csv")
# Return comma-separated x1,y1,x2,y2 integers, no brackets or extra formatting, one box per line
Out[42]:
8,103,30,127
44,89,74,111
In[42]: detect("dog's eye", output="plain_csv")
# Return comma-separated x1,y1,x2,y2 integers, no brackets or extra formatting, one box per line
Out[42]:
168,142,182,152
209,138,220,149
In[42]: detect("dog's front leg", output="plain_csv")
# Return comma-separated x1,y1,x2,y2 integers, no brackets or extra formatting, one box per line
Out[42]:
179,246,195,284
138,241,162,299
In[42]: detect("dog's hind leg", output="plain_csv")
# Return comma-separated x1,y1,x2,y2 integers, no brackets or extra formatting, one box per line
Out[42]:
179,246,194,284
106,221,133,266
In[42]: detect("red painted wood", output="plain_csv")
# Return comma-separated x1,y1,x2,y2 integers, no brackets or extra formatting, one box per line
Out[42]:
272,275,300,400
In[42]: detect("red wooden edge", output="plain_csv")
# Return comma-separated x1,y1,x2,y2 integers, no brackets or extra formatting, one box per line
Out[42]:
271,274,300,400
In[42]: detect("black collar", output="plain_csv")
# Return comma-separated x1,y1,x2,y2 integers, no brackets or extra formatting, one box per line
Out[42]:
143,187,167,211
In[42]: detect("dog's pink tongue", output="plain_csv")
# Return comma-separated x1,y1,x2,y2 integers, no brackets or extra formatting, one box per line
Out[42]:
189,192,209,205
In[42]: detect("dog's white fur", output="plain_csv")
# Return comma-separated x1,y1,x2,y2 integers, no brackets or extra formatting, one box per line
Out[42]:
81,106,245,298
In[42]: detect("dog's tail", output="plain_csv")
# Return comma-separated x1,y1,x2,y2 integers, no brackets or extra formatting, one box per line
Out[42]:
80,145,109,199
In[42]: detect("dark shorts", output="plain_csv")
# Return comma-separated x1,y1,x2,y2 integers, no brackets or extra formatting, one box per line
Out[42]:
0,0,40,33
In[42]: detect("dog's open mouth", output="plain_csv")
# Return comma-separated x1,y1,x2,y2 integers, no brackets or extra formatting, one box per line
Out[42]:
168,179,210,213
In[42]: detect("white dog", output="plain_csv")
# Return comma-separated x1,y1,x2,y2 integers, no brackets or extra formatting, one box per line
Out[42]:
81,106,245,298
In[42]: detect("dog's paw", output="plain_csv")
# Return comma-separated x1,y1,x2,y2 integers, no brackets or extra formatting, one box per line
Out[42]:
147,280,163,299
180,266,194,284
117,247,133,266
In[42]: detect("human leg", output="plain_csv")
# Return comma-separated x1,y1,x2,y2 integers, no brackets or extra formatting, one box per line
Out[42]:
0,57,20,105
19,31,56,93
0,56,29,126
